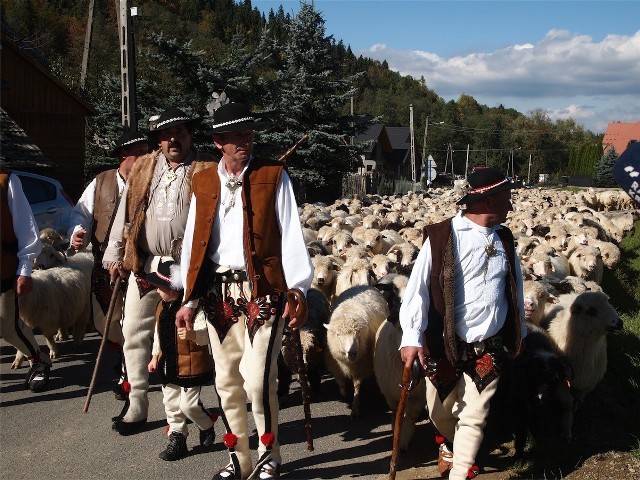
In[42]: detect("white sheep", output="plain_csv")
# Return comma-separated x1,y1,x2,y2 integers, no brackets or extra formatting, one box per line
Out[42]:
311,255,342,301
334,257,372,298
374,320,426,451
568,245,603,284
523,279,557,327
544,290,623,441
12,248,93,368
325,285,389,419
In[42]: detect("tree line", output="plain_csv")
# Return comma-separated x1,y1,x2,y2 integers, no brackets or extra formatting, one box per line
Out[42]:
2,0,608,200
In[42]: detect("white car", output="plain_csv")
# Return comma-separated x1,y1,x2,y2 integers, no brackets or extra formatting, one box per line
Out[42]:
13,170,75,235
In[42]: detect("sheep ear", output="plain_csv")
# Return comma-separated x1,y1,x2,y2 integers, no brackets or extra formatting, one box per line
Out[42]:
323,323,332,331
547,294,559,304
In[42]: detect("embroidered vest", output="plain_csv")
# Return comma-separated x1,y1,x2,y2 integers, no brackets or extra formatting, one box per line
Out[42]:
91,169,119,257
0,171,19,284
424,217,523,363
122,150,215,273
184,158,287,302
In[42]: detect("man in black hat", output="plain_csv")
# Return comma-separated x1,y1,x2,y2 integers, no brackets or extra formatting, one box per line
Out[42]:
399,167,526,480
175,102,313,479
103,108,215,435
69,130,149,399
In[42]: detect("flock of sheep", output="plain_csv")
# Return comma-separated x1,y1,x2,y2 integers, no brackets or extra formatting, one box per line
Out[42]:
11,184,636,459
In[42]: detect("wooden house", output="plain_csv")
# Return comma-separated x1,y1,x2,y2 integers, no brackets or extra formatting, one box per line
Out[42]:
1,25,96,201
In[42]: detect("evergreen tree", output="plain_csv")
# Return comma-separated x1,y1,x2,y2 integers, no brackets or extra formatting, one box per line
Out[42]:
259,1,368,202
595,147,618,187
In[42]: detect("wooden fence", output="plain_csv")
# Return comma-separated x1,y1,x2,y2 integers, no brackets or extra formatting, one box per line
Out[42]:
342,172,421,198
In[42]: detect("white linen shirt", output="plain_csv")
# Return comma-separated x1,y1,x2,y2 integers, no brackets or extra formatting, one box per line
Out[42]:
67,170,126,247
399,211,526,349
6,173,41,277
181,158,313,307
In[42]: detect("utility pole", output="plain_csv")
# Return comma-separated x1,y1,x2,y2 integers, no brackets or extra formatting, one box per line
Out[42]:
80,0,95,90
409,104,416,183
465,144,470,179
119,0,138,130
527,153,532,184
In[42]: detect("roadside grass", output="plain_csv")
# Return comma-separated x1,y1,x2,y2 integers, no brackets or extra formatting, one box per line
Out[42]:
508,220,640,478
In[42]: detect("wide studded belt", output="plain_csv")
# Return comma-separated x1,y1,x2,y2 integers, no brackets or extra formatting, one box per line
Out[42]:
213,270,247,283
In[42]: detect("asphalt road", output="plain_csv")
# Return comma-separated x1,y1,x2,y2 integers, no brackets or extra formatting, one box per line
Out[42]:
0,331,463,480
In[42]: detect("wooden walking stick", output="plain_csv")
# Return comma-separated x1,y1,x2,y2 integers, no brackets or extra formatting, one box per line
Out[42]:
83,275,123,413
389,363,412,479
286,288,314,451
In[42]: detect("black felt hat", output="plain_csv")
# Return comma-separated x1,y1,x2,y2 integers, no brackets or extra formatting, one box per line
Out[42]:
205,102,265,135
456,167,512,205
110,130,149,157
149,107,201,132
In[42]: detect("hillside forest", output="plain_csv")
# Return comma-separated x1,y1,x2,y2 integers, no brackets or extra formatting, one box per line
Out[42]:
2,0,608,200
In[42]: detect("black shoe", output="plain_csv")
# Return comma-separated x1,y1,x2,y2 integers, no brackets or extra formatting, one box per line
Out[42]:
212,463,238,480
112,418,147,435
159,431,188,461
199,425,216,447
26,361,50,393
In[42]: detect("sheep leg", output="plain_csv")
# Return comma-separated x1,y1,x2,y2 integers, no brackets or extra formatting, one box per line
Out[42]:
11,350,25,369
351,378,361,420
72,319,87,347
44,335,59,359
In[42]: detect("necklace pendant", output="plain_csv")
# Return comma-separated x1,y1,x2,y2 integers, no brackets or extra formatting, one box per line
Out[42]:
485,243,497,258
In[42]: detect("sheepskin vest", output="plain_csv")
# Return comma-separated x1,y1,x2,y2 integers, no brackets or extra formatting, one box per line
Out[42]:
424,217,523,363
0,171,19,284
91,169,119,256
156,300,213,387
122,149,215,273
184,159,287,302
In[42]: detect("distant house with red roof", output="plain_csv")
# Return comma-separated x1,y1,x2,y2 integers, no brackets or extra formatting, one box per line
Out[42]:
602,121,640,156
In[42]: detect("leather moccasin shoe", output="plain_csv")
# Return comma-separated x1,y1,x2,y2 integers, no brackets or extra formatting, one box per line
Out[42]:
437,443,454,478
112,418,147,435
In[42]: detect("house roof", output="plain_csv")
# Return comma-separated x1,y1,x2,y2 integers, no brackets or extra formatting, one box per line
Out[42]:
1,22,96,115
385,127,411,164
355,124,393,154
603,121,640,156
0,108,56,168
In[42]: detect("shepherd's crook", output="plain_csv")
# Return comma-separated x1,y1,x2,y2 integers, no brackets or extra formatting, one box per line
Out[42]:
286,288,313,451
83,275,122,413
389,360,419,479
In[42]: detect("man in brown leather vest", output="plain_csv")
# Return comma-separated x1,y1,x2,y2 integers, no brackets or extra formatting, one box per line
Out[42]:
0,170,52,392
399,168,525,480
175,103,313,480
68,130,149,400
103,108,215,435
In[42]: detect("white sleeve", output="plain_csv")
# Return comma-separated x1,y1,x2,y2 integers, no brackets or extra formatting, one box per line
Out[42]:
399,238,432,349
8,174,41,277
102,183,128,267
67,178,97,241
192,309,210,346
151,318,161,356
276,171,313,295
181,193,199,308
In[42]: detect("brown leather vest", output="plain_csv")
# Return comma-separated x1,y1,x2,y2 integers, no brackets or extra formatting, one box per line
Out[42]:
424,217,523,363
184,159,287,302
1,172,19,284
156,301,213,387
91,169,119,255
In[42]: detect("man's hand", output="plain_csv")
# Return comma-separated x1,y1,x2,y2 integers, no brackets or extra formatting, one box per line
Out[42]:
71,228,87,251
177,327,196,342
108,263,126,285
15,275,33,297
285,290,307,330
400,346,426,370
175,305,195,331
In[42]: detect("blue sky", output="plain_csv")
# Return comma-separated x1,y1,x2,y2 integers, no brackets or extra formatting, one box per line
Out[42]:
253,0,640,133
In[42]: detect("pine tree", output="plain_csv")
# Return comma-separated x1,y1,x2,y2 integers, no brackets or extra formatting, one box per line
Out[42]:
258,1,369,202
595,147,618,187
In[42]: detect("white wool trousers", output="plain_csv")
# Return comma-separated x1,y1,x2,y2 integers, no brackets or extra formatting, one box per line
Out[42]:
91,291,125,345
0,288,50,364
206,280,284,480
427,372,499,480
120,272,160,423
162,384,214,436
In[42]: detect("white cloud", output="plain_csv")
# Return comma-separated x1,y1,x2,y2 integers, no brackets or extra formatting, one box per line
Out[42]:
362,29,640,132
